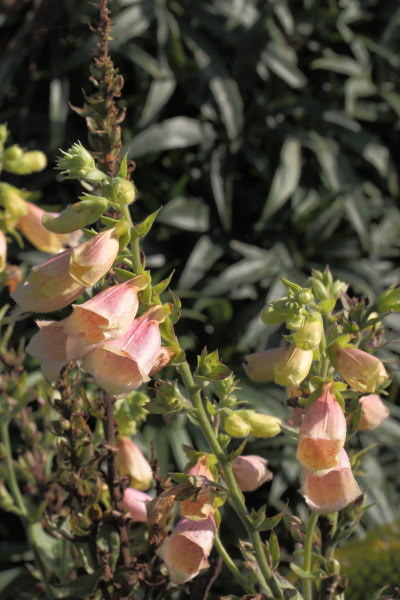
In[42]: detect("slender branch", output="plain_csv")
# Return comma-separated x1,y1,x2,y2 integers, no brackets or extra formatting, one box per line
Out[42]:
302,511,319,600
178,361,283,599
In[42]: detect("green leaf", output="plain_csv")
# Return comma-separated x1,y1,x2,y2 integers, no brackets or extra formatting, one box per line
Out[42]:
134,207,162,237
128,117,214,157
157,196,209,232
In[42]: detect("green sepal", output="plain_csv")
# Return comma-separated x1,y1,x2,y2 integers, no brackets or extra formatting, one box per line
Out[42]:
118,151,129,178
280,277,302,292
316,298,336,314
152,271,175,296
133,207,162,238
249,505,267,529
113,267,137,281
269,531,280,569
227,439,247,462
257,508,286,532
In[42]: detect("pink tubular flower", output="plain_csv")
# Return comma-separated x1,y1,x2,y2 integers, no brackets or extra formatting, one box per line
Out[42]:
63,276,148,357
81,305,167,397
180,457,215,520
115,438,153,490
336,347,388,393
296,384,347,471
301,450,362,514
232,455,273,492
121,488,152,522
25,318,69,381
11,227,119,312
358,394,390,431
156,516,216,585
244,347,288,382
16,202,82,254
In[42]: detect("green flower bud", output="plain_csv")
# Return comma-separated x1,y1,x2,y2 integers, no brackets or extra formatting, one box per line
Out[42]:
3,144,23,161
4,150,47,174
148,380,191,415
42,195,108,233
57,142,107,183
109,177,136,206
274,345,313,387
244,412,281,438
0,124,9,149
0,183,28,229
223,412,251,437
286,313,305,330
293,312,323,350
261,304,286,325
295,288,314,305
311,278,329,301
377,287,400,313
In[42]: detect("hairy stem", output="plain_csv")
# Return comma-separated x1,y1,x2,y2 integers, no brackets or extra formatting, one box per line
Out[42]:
303,511,319,600
178,361,283,598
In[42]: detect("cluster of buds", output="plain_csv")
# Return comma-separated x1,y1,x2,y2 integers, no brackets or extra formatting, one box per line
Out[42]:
0,124,46,175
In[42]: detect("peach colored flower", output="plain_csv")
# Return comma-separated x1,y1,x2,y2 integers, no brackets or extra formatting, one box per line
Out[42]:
116,438,153,490
180,457,215,520
301,450,362,514
336,347,388,393
232,455,273,492
358,394,390,431
244,347,287,382
11,227,119,312
156,516,216,584
16,202,82,254
25,318,69,381
273,345,313,387
296,384,346,471
81,305,166,397
121,488,152,522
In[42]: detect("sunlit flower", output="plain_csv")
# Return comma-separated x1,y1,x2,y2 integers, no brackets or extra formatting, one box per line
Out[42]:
232,455,273,492
115,437,153,491
336,347,388,393
121,488,152,522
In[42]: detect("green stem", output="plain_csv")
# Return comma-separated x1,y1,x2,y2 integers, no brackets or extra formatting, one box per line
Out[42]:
214,531,255,594
119,203,142,274
303,511,319,600
1,419,53,598
178,361,283,599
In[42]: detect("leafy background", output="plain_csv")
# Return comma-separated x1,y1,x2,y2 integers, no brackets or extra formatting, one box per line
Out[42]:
1,0,400,598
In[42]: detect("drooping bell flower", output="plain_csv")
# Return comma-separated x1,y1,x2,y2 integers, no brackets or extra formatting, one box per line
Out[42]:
232,455,273,492
296,384,347,471
121,488,152,522
115,437,153,490
25,318,69,381
358,394,390,431
156,516,216,584
293,312,323,350
63,276,148,357
273,345,313,387
16,202,82,254
180,456,215,520
301,450,362,514
11,227,119,312
81,305,167,397
244,347,288,382
335,346,388,393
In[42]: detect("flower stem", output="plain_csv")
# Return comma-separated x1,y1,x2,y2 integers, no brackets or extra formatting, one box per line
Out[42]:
214,531,255,594
303,511,319,600
0,419,53,598
178,360,283,599
119,203,142,274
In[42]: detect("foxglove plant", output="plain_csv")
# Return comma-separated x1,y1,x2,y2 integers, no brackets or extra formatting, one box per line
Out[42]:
0,3,398,600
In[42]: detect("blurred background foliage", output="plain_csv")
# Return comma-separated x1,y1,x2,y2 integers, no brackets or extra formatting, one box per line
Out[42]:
1,0,400,598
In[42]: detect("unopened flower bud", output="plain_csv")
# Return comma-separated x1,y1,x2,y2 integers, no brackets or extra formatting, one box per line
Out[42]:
121,488,152,522
358,394,390,431
274,345,313,387
293,312,323,351
4,150,47,174
0,124,9,149
42,196,108,234
3,143,23,161
244,412,282,438
116,438,153,490
335,347,388,393
377,287,400,313
0,183,29,229
57,142,107,183
223,412,251,437
295,289,314,305
244,347,287,382
296,384,346,471
232,455,273,491
261,304,286,325
109,177,136,206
